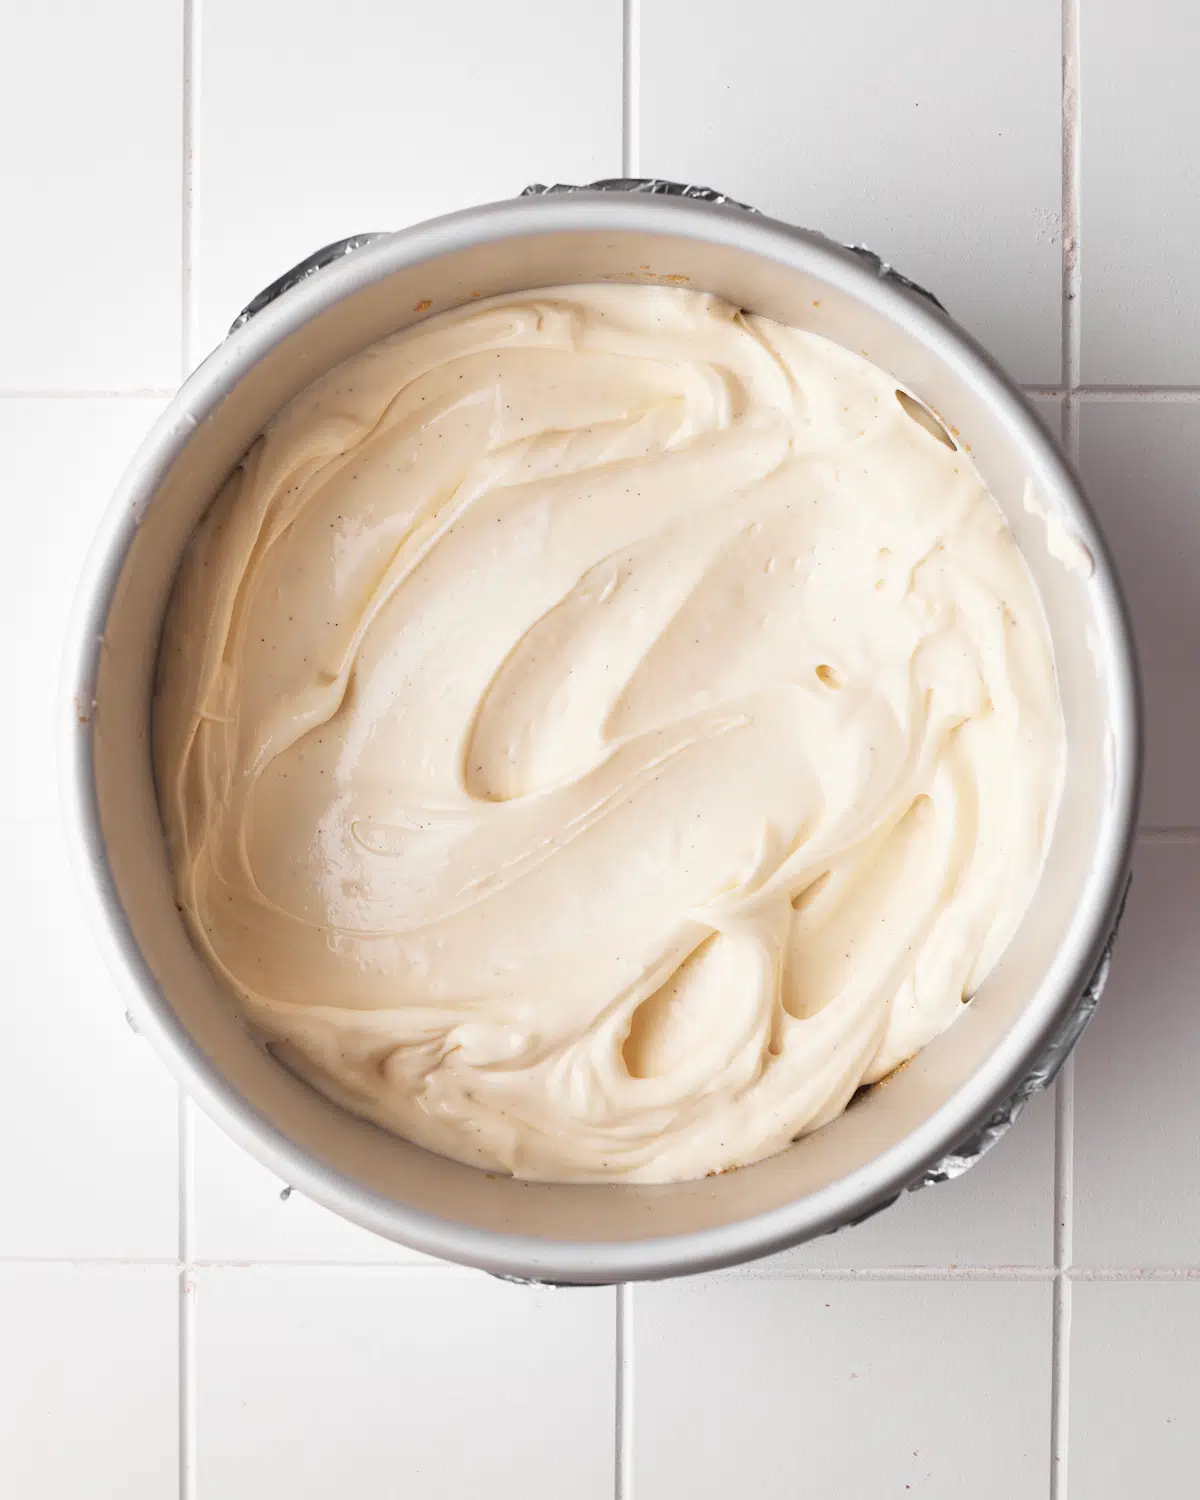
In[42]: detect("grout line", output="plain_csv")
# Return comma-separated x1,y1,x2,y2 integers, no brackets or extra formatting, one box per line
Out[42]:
184,1259,484,1273
1140,827,1200,844
713,1264,1200,1282
0,388,176,399
1021,385,1200,399
4,1258,1200,1278
179,1265,196,1500
0,1259,183,1270
190,1259,468,1272
1074,386,1200,401
1051,1273,1072,1497
178,1095,194,1500
722,1264,1056,1282
1069,1268,1200,1281
178,14,198,1487
0,1258,491,1273
1051,1064,1074,1500
179,1096,193,1265
615,1283,633,1500
182,0,198,377
621,0,640,177
1052,5,1080,1491
1054,1066,1074,1279
1061,0,1081,450
178,0,198,1463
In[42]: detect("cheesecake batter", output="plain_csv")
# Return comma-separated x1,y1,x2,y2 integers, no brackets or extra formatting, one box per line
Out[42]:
155,285,1063,1183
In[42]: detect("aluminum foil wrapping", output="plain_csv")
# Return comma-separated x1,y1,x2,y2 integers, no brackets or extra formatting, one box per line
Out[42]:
522,177,948,313
229,233,387,336
229,177,1129,1258
914,880,1128,1190
522,175,760,212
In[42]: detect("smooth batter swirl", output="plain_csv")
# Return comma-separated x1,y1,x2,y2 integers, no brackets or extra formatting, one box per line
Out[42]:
156,285,1062,1183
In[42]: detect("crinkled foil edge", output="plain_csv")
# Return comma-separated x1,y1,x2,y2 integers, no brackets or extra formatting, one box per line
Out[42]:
522,178,948,313
229,233,388,336
914,876,1129,1191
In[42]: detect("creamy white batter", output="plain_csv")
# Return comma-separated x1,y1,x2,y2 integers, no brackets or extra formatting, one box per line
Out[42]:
156,285,1063,1184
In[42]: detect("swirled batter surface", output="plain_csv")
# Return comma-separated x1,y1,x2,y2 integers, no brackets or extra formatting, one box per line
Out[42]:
156,285,1062,1183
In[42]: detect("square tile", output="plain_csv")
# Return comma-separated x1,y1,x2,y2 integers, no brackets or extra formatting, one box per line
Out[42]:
1078,400,1200,826
638,0,1064,384
0,1,181,389
0,825,179,1259
193,1268,615,1500
1080,3,1200,383
1069,1281,1200,1498
0,397,167,811
1073,840,1200,1267
633,1278,1052,1500
194,0,622,360
190,1105,431,1264
0,1265,178,1498
757,1082,1055,1271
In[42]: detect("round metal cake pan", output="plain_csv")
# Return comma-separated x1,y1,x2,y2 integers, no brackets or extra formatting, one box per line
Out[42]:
61,186,1141,1283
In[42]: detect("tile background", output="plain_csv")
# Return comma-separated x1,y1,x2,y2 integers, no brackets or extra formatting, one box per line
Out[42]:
3,2,1197,1496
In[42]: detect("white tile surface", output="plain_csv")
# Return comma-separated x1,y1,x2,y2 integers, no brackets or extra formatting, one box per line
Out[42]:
10,4,1200,1496
193,1269,615,1500
633,1278,1052,1500
190,1105,430,1264
758,1083,1055,1271
1073,841,1200,1267
1080,2,1200,384
1069,1281,1200,1499
0,395,176,1261
0,825,178,1260
0,1,181,390
193,0,622,361
0,397,166,810
0,1266,178,1499
638,0,1064,384
1078,400,1200,827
